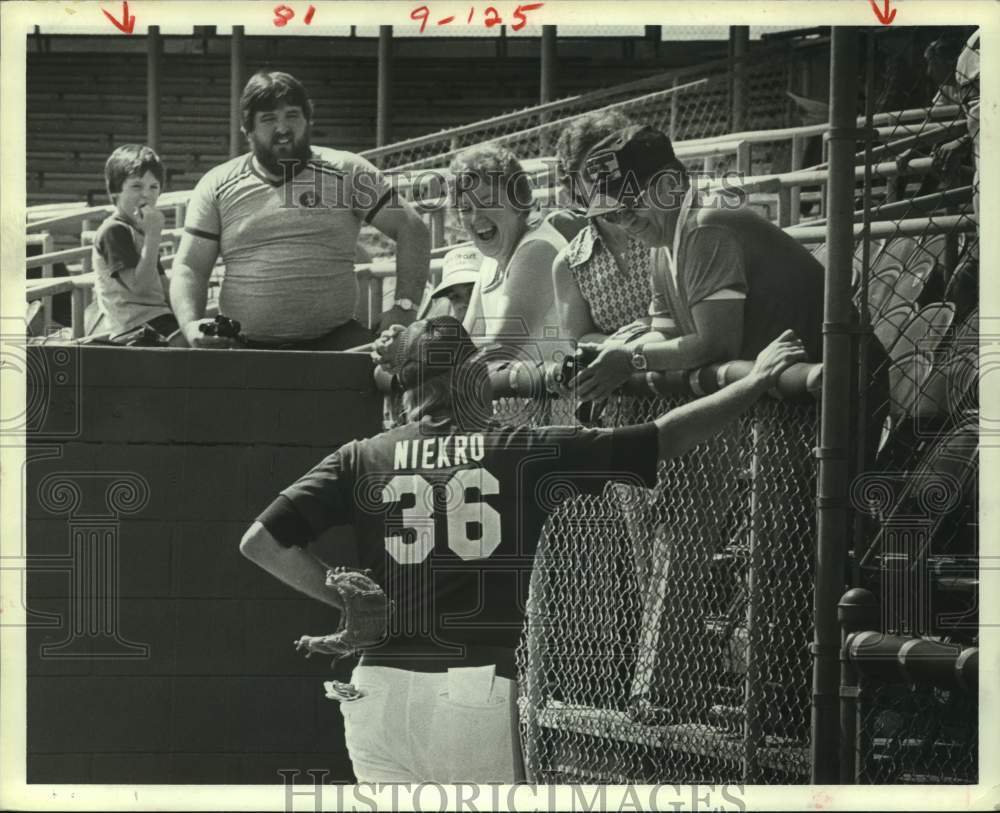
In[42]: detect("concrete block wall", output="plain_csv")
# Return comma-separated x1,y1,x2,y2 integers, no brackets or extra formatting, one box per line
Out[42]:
26,345,383,784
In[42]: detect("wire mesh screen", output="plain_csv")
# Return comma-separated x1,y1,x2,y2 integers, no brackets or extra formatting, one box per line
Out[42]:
369,43,800,175
493,394,818,784
857,681,977,784
852,29,980,635
840,28,980,788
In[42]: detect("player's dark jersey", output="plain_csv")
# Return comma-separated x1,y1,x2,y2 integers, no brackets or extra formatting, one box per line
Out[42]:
262,418,658,656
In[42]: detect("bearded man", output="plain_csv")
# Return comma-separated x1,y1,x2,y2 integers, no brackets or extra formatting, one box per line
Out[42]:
171,71,429,349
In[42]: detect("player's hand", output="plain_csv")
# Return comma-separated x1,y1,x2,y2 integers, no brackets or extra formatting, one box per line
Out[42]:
574,344,632,402
379,305,417,332
371,324,407,372
137,204,165,234
182,318,238,349
750,329,807,389
294,634,337,657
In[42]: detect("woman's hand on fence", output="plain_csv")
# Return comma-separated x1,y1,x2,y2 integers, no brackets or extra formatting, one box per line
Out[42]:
750,330,807,389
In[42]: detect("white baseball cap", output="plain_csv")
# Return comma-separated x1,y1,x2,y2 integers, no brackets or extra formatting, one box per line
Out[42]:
431,246,483,298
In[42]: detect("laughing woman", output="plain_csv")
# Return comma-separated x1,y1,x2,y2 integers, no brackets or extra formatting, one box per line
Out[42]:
448,144,571,361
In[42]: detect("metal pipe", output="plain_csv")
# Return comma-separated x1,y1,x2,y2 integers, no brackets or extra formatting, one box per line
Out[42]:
41,232,54,332
376,26,392,149
730,26,750,132
851,31,876,591
669,76,680,141
146,26,161,152
790,135,805,224
742,417,766,781
838,588,878,784
229,26,245,159
540,26,557,105
811,26,859,784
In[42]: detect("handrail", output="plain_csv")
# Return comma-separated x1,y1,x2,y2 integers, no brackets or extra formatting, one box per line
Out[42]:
27,272,96,302
360,38,805,162
679,105,961,149
26,102,963,235
807,186,973,228
712,155,937,198
27,191,191,233
25,228,184,270
388,78,712,174
785,214,975,244
846,631,977,692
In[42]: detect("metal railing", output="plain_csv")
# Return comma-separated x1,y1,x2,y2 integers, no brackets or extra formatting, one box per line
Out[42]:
838,588,978,784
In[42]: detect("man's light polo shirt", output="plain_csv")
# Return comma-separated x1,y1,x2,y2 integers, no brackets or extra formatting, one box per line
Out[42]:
184,148,393,342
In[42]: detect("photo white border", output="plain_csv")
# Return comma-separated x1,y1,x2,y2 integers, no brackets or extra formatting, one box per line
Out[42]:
2,1,997,810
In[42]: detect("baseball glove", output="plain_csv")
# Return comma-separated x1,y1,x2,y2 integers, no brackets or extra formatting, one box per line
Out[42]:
294,567,393,660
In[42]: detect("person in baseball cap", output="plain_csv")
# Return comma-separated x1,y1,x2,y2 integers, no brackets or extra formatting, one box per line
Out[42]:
422,246,483,322
372,315,493,428
582,125,688,230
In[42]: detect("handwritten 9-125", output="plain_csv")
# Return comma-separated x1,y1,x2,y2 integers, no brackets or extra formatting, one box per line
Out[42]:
270,3,543,30
411,3,544,33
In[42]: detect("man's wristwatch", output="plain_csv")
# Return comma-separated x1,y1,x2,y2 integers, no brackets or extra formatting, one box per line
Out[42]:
393,298,416,312
630,346,648,371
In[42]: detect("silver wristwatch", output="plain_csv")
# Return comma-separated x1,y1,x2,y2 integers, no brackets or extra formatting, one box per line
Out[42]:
630,346,648,371
393,298,416,312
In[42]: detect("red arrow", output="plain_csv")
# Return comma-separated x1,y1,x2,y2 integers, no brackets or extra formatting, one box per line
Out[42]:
102,0,136,34
869,0,897,25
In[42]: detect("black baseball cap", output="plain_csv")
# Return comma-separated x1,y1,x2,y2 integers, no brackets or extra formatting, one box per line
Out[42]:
392,316,480,392
582,125,678,218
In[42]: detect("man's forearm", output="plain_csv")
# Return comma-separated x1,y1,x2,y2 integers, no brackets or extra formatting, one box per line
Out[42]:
169,264,209,326
630,333,720,372
392,218,431,302
656,373,768,460
261,546,343,610
241,524,344,611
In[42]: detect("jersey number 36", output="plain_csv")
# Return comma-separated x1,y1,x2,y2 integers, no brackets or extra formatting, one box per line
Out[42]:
380,471,501,564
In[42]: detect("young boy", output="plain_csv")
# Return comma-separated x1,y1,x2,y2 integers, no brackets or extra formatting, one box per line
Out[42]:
92,144,179,341
419,245,481,322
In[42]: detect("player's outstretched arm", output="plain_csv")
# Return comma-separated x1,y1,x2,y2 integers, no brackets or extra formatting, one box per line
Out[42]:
654,329,806,461
239,521,345,611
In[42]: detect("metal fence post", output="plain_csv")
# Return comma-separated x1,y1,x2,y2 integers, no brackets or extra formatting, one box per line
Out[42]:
377,26,393,149
838,588,878,784
735,140,751,177
229,26,245,159
669,76,680,141
790,134,805,224
812,26,859,785
147,26,161,153
730,26,749,133
40,232,54,333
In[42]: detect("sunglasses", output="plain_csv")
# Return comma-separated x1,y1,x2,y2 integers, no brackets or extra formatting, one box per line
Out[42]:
600,189,647,225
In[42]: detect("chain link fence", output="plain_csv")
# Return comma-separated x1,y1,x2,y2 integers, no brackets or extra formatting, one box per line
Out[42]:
486,394,819,784
378,43,808,250
857,679,977,784
841,27,980,787
368,40,806,176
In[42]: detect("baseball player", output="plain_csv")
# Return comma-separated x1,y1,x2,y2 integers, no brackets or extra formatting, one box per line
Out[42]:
240,316,805,783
